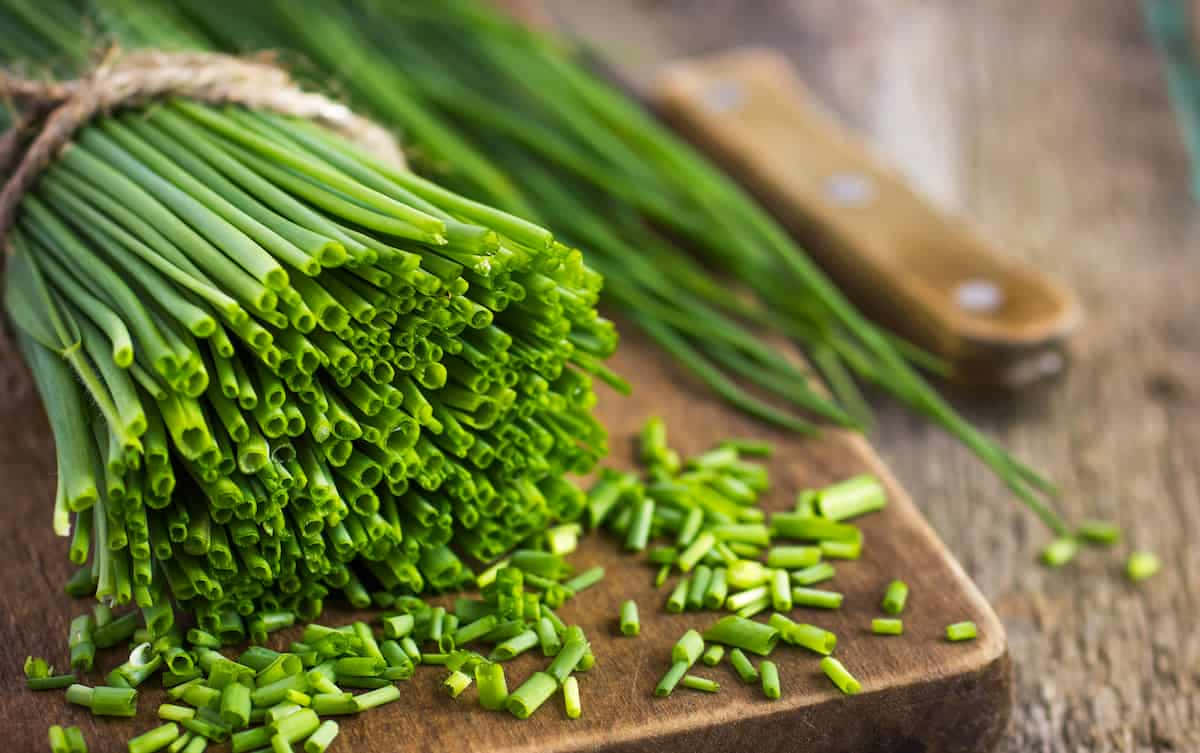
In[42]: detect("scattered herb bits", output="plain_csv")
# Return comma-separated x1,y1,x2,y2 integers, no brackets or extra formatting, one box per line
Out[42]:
1126,552,1161,581
1040,537,1079,567
820,657,861,695
945,621,979,642
619,601,640,636
760,660,781,700
881,580,909,615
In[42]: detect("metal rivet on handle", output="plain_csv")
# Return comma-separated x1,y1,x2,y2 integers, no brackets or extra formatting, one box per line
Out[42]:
823,172,876,207
703,80,745,113
954,279,1004,313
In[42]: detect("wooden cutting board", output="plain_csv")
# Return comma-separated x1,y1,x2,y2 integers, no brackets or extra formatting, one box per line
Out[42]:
0,319,1010,753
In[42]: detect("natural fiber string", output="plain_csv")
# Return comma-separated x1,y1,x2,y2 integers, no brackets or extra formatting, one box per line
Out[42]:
0,49,406,398
0,48,406,245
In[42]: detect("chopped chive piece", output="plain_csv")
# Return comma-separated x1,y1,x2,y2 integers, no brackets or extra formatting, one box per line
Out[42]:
28,674,78,691
562,675,582,719
443,670,472,698
475,662,508,710
619,601,640,636
666,576,690,613
654,661,689,698
726,560,771,590
49,726,69,753
681,675,720,693
725,585,770,612
1040,537,1079,567
303,721,339,753
159,704,196,722
506,672,558,718
309,693,356,716
1126,551,1160,581
728,648,759,683
536,617,562,657
701,615,779,656
703,568,729,609
129,723,180,753
792,587,844,609
770,514,860,542
655,564,672,588
791,562,836,586
945,621,978,642
562,566,605,593
770,569,793,612
720,438,773,457
819,539,862,560
760,660,781,699
820,656,861,695
272,707,320,743
381,614,414,640
766,546,821,569
768,614,837,655
672,630,705,666
872,618,904,635
66,684,138,716
677,531,716,572
816,475,886,520
686,565,713,610
1077,519,1120,545
231,726,271,753
881,580,908,615
625,498,655,551
701,644,725,666
491,630,539,661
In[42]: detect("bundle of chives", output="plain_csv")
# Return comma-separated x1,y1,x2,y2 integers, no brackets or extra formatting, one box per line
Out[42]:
0,0,1073,533
3,86,615,636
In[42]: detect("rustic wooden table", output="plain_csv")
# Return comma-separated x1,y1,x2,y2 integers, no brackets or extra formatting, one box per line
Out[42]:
544,0,1200,750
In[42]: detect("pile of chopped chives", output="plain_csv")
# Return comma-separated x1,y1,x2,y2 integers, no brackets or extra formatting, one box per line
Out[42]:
601,418,1001,701
6,97,617,640
37,563,597,750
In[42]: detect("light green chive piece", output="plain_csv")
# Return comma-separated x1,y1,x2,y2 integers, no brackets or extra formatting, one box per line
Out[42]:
815,474,886,521
728,648,759,683
672,629,705,666
946,621,978,642
443,670,472,698
871,618,904,636
791,562,836,586
760,660,781,699
768,614,837,656
303,720,339,753
701,644,725,666
791,587,844,609
1040,537,1079,567
128,723,180,753
702,615,779,656
476,662,508,710
766,546,821,569
619,600,640,636
1126,552,1161,581
881,580,909,615
654,661,689,698
681,675,720,693
562,676,582,719
820,656,861,695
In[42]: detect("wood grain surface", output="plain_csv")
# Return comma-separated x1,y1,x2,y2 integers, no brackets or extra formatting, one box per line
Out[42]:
0,318,1008,752
540,0,1200,750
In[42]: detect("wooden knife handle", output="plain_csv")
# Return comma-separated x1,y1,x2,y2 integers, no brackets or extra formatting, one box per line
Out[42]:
654,48,1081,389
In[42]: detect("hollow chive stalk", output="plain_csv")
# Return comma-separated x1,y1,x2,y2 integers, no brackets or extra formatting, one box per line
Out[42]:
791,562,836,586
815,474,886,520
65,684,138,716
681,675,719,693
946,621,979,642
619,601,639,636
768,614,837,655
760,660,782,699
506,672,558,718
728,649,759,684
872,618,904,635
820,656,861,695
1126,551,1161,581
128,723,180,753
702,616,779,656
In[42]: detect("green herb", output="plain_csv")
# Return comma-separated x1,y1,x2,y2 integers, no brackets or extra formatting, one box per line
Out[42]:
819,656,861,695
760,660,781,700
1126,551,1161,581
881,580,909,615
701,616,779,656
562,676,582,719
619,600,640,636
946,621,979,642
871,618,904,636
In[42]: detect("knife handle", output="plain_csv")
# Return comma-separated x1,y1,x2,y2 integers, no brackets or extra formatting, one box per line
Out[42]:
654,48,1081,389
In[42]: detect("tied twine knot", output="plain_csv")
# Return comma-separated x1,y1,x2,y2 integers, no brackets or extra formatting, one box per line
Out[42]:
0,48,406,248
